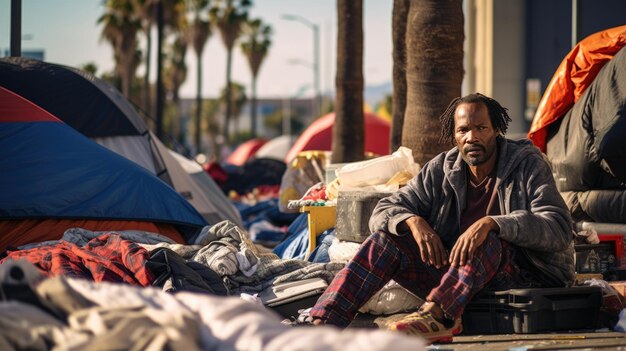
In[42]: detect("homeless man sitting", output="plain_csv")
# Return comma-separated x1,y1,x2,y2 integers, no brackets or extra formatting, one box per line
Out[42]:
309,93,575,343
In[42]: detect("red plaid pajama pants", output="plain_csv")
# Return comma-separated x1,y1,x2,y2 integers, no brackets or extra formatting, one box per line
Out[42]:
310,231,527,327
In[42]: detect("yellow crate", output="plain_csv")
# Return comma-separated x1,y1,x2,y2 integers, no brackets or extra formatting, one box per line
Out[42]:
300,205,337,255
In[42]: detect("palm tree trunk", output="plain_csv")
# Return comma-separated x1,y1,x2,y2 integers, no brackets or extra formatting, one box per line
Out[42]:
120,55,133,99
332,0,364,164
155,0,164,139
195,54,203,153
234,106,239,140
173,92,181,143
143,28,152,115
251,75,257,137
178,99,185,144
403,0,463,165
223,47,233,144
391,0,409,153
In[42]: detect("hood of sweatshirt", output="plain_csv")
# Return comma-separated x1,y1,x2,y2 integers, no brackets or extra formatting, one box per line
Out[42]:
442,136,542,212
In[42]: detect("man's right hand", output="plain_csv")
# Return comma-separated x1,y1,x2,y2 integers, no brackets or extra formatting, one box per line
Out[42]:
402,216,448,268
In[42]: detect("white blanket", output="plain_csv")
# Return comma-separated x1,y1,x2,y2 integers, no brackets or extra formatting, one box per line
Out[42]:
0,260,426,351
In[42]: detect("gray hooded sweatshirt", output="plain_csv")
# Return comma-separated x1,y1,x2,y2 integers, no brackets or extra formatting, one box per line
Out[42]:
369,137,575,286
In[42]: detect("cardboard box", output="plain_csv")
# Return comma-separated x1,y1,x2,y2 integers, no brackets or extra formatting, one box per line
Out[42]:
336,191,391,243
574,273,604,285
608,281,626,302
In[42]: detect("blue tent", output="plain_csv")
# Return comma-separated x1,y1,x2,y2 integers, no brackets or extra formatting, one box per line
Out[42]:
0,86,207,249
0,57,244,228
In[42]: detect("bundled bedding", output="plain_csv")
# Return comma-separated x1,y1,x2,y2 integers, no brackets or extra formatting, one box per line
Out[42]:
0,260,426,351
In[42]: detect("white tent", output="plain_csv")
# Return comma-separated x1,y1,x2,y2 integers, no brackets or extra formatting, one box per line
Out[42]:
255,135,296,161
94,132,244,228
168,148,244,227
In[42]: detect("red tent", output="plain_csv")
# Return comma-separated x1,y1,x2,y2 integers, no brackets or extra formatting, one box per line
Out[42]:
225,138,267,166
284,112,390,163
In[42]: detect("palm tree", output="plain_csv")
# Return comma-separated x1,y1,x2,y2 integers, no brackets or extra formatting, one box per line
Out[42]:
332,0,364,163
163,35,188,143
390,0,409,153
220,81,247,142
135,0,158,114
187,0,212,154
98,0,142,98
240,18,272,138
79,62,99,76
209,0,251,145
402,0,464,165
202,98,222,160
155,0,186,139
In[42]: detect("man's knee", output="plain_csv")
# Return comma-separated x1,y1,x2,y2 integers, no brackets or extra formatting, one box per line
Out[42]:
364,230,392,246
483,231,501,245
475,231,504,258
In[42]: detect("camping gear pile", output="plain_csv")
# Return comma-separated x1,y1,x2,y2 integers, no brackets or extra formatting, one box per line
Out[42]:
0,57,432,350
0,259,425,351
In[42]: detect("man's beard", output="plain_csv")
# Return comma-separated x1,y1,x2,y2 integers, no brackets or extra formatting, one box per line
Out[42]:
462,144,491,166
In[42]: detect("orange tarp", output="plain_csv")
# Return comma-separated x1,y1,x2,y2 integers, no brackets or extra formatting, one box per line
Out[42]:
0,219,185,252
528,25,626,152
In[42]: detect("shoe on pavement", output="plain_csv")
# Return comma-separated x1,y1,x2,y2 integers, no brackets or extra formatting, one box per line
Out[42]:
387,311,462,344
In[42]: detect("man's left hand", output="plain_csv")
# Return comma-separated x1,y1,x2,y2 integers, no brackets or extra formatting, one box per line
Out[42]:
450,217,499,267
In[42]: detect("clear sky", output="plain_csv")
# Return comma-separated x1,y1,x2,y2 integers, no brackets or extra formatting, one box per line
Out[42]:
0,0,393,99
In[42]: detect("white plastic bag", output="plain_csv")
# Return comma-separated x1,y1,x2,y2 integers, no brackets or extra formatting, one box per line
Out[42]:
335,146,420,187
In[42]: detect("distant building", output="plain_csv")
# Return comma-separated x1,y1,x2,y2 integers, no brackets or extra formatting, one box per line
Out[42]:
177,96,316,152
2,49,44,61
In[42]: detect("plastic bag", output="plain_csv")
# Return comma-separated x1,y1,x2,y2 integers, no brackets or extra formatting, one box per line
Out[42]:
615,309,626,332
336,146,420,187
278,151,328,212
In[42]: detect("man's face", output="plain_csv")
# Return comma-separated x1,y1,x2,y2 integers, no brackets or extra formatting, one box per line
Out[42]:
454,102,498,166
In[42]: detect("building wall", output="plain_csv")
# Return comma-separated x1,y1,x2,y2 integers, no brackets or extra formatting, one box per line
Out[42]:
493,0,525,136
468,0,626,137
524,0,626,131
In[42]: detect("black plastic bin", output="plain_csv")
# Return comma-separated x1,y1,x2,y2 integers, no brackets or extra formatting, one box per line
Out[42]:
462,286,602,334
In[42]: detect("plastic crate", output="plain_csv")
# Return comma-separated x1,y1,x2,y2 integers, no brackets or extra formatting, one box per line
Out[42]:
598,234,624,264
300,205,337,255
462,286,602,334
335,191,391,243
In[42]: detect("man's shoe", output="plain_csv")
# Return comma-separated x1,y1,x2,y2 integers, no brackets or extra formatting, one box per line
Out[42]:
387,311,462,344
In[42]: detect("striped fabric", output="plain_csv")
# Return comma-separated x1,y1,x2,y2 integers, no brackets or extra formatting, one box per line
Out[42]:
310,231,530,327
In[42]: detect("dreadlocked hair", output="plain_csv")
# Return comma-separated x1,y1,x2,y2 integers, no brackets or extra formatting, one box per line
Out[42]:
438,93,512,145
